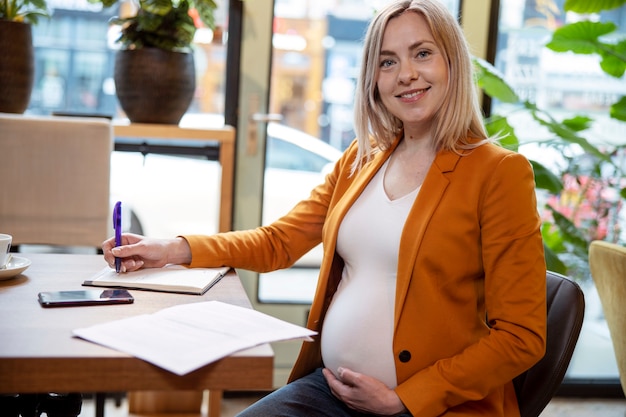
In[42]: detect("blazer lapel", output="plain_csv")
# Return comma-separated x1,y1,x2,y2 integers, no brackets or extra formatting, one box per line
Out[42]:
394,150,462,322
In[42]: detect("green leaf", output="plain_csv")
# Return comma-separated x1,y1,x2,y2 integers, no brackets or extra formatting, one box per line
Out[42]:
473,57,519,103
140,0,173,17
544,244,568,274
564,0,626,13
532,161,564,194
561,115,593,132
598,38,626,78
0,0,50,23
86,0,107,6
611,96,626,121
524,102,610,162
87,0,118,7
600,53,626,78
488,115,519,151
546,21,616,54
542,222,565,252
29,0,47,12
193,0,217,29
547,206,590,251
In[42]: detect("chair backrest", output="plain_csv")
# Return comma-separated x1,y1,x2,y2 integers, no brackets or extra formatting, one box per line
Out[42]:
589,240,626,396
513,271,585,417
0,113,113,248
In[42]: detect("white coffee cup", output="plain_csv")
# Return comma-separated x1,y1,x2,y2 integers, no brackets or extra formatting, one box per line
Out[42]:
0,234,12,269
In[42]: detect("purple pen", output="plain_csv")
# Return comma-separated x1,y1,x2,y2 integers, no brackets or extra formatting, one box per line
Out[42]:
113,201,122,273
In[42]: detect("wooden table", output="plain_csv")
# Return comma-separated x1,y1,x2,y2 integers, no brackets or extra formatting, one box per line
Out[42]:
0,253,273,416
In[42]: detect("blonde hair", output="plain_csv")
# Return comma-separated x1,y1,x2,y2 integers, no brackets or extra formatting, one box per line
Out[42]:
352,0,489,172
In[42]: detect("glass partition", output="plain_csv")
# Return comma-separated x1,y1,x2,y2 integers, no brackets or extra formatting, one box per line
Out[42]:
29,0,230,118
491,0,626,395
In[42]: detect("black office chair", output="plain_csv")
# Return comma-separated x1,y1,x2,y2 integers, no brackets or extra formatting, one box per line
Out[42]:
513,271,585,417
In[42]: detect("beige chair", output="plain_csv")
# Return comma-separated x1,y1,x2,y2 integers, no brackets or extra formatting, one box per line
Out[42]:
0,113,112,250
1,112,114,414
589,240,626,396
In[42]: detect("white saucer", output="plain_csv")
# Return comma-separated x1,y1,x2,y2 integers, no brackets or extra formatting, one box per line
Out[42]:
0,256,31,280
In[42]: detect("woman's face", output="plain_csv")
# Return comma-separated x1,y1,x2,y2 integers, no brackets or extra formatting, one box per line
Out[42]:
376,11,449,133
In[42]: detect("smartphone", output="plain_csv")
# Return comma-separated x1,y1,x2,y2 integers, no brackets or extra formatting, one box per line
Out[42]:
38,289,134,308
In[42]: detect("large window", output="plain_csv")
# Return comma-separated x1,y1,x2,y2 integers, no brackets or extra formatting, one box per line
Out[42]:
492,0,626,394
29,0,229,118
30,3,117,116
492,0,626,147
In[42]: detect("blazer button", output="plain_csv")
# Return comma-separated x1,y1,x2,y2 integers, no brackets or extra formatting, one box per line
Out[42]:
398,350,411,363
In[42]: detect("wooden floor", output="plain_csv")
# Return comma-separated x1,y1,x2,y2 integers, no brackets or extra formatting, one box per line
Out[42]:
79,393,626,417
541,398,626,417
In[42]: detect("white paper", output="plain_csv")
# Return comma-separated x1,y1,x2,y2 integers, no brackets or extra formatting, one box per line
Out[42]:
73,301,316,375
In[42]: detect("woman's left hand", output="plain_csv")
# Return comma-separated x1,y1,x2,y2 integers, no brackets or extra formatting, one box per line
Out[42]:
322,367,408,415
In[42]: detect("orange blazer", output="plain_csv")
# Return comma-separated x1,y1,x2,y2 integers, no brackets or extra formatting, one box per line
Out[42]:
185,138,547,416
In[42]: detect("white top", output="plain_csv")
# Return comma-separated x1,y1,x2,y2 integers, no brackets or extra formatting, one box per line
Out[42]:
321,159,419,388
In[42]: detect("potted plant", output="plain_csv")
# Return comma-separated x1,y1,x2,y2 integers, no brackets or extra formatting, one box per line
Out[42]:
0,0,50,113
90,0,217,124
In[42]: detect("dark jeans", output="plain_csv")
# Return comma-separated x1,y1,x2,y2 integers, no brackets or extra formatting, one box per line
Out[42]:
0,393,82,417
236,368,412,417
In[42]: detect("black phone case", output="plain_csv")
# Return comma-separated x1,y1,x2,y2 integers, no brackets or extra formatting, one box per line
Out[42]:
38,289,134,308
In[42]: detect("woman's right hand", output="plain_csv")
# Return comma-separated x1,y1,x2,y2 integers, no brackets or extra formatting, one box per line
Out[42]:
102,233,192,273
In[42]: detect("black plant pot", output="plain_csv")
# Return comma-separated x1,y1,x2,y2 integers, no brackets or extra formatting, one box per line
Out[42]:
0,21,34,114
114,48,196,124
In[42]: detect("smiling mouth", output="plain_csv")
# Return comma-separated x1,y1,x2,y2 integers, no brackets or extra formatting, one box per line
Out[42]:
398,88,429,99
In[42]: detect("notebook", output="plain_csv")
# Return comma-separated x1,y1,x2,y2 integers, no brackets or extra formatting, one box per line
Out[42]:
83,265,231,295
